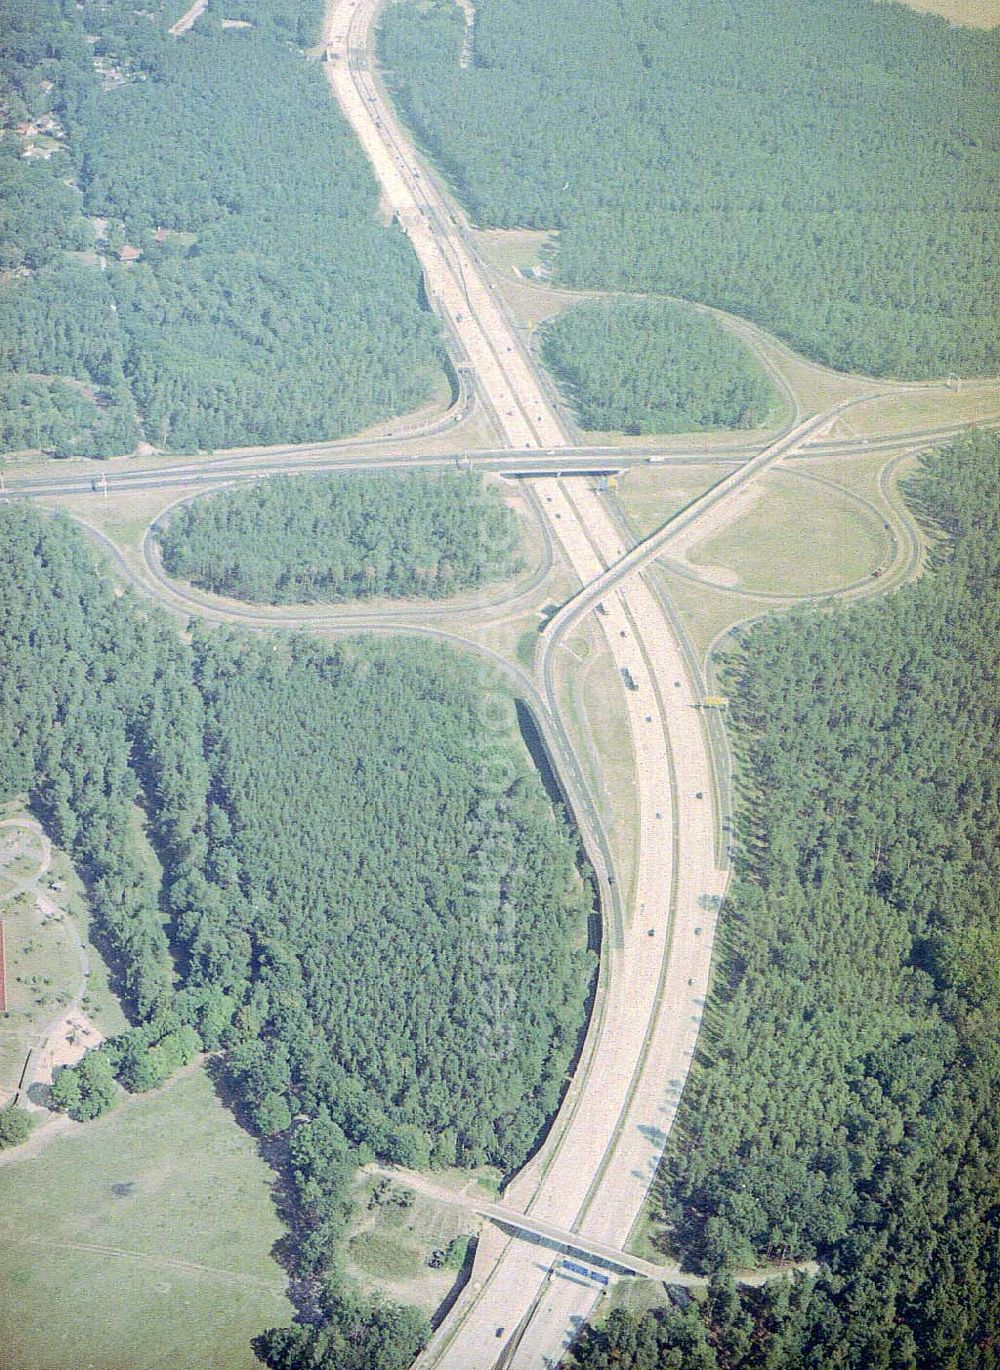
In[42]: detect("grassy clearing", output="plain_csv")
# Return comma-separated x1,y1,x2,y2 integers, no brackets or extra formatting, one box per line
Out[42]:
402,1163,503,1200
0,891,79,1094
462,607,549,670
556,624,641,912
655,568,776,666
470,227,556,279
624,1199,675,1266
0,1065,292,1370
887,0,1000,26
346,1174,476,1317
685,470,888,595
0,829,44,882
498,276,584,334
349,1227,426,1280
0,808,126,1096
44,855,129,1048
791,448,917,506
603,1274,677,1319
831,382,1000,437
748,339,880,417
615,463,735,540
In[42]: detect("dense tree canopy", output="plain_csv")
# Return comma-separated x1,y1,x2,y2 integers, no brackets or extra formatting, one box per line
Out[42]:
157,471,524,602
380,0,1000,378
0,373,136,458
539,300,775,434
0,500,593,1361
256,1294,428,1370
0,0,441,457
0,1105,33,1149
573,432,1000,1368
0,508,591,1163
0,507,186,1017
182,628,592,1169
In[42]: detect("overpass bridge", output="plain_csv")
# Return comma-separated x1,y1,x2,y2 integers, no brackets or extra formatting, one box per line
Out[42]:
364,1165,699,1284
365,1164,817,1293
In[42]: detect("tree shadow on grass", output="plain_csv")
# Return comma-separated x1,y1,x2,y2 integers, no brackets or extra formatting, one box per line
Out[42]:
203,1054,323,1323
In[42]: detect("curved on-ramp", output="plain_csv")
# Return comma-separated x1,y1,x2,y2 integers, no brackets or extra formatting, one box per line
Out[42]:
24,0,956,1363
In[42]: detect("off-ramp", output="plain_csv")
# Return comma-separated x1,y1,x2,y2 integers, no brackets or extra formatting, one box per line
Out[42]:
6,0,974,1363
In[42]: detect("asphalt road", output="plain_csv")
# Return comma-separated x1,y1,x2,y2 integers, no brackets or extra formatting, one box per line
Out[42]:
6,0,993,1364
3,413,992,503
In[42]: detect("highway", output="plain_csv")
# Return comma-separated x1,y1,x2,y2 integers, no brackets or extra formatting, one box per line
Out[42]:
318,3,738,1363
366,1165,699,1283
324,0,569,451
6,0,992,1364
538,403,859,648
2,411,992,503
364,1166,705,1285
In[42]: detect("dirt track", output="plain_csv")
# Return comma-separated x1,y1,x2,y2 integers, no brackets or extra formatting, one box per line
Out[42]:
167,0,207,37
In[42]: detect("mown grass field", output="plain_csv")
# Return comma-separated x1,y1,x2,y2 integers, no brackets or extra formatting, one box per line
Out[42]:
685,470,888,595
832,383,1000,437
556,623,641,913
616,462,735,539
470,226,555,278
656,569,776,663
0,1066,292,1370
894,0,1000,26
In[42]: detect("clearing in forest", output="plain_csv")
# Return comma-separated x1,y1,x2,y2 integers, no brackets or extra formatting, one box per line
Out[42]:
0,1065,291,1370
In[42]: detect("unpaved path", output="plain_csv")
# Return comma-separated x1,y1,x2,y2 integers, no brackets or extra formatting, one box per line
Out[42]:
0,818,96,1108
0,1057,206,1168
168,0,207,37
0,1111,78,1168
12,1233,287,1292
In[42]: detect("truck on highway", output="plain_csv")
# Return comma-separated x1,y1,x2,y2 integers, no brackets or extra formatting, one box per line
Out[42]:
561,1259,610,1286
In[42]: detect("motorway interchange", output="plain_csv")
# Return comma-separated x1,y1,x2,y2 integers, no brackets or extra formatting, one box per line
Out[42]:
5,0,997,1364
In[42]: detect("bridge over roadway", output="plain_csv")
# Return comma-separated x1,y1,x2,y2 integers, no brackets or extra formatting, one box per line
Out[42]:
364,1165,700,1284
364,1165,816,1290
